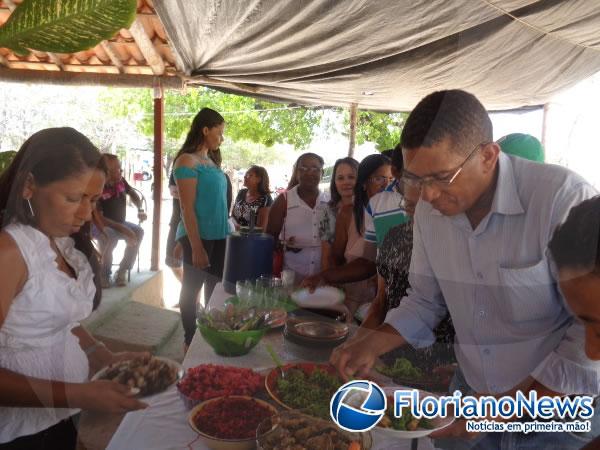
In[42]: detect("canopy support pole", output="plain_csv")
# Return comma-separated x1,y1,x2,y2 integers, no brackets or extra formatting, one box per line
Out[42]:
348,103,358,157
541,102,550,149
151,79,164,271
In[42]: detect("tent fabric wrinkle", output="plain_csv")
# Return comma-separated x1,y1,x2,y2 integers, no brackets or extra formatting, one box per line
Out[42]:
154,0,600,111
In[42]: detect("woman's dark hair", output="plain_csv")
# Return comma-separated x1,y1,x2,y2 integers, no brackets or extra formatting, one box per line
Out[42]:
354,153,391,234
549,196,600,274
329,157,358,207
287,152,325,190
247,165,271,196
174,108,225,162
390,143,404,171
0,127,107,310
208,148,222,167
102,153,119,162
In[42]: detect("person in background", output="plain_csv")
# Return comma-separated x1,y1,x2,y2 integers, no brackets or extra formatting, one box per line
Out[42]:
498,132,545,162
321,154,392,317
267,153,329,284
174,108,229,349
363,147,411,248
302,149,405,296
164,171,183,283
317,157,358,270
95,154,146,288
548,196,600,450
0,128,146,449
331,89,599,449
231,165,273,230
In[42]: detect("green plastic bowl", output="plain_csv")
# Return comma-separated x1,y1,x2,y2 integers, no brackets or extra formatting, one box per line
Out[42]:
197,323,267,357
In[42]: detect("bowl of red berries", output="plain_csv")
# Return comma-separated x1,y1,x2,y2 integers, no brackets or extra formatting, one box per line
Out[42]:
176,364,264,409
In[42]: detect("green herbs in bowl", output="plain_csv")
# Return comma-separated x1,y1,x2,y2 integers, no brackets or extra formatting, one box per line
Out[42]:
197,305,268,357
197,324,266,357
376,357,422,379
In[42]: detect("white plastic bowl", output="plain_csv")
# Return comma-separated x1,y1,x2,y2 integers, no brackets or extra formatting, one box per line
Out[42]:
291,286,345,308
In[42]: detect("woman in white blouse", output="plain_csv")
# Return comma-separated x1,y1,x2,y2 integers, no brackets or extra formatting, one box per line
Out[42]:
267,153,329,284
0,128,146,449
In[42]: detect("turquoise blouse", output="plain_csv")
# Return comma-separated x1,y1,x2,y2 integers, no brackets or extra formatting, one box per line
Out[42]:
174,164,229,241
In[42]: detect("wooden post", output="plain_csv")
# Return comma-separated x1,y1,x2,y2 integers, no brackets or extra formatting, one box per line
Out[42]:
348,103,358,157
541,103,550,150
151,78,164,271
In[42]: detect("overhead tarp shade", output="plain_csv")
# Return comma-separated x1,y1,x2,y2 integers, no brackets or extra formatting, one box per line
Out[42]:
155,0,600,111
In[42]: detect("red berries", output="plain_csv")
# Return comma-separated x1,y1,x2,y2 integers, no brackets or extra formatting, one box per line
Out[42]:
177,364,263,402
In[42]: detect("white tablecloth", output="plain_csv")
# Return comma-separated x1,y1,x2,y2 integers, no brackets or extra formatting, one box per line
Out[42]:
107,283,436,450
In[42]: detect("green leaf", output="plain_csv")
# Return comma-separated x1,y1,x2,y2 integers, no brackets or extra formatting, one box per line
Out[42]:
0,0,137,55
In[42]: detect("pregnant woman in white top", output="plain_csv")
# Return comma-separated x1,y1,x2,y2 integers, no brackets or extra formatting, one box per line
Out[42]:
0,128,146,450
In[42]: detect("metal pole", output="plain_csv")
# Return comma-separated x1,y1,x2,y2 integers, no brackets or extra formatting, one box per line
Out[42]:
151,78,164,271
348,103,358,157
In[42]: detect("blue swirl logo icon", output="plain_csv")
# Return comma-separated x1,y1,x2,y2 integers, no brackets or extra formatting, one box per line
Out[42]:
330,380,387,432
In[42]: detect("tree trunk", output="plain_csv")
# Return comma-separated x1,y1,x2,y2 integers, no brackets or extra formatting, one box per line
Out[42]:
348,103,358,157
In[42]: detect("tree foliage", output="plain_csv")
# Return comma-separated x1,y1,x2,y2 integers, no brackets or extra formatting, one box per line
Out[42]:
101,87,323,166
337,109,408,151
101,87,410,170
356,111,408,151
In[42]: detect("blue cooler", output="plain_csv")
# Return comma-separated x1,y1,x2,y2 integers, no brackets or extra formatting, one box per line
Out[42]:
222,228,274,294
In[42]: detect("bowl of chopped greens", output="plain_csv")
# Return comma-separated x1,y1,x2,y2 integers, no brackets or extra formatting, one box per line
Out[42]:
197,305,269,357
373,386,454,439
376,357,450,393
264,362,343,419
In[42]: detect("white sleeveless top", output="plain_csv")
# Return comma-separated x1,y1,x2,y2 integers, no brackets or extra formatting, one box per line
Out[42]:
280,186,329,280
0,223,95,444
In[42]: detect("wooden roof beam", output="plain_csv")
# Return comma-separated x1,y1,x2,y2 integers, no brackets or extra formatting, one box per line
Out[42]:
3,0,64,71
0,67,184,89
100,41,124,73
128,18,165,76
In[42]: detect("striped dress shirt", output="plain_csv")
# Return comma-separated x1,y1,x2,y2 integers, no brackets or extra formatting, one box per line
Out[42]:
385,152,600,395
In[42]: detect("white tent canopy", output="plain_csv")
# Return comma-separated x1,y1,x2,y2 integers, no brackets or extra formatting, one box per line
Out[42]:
155,0,600,111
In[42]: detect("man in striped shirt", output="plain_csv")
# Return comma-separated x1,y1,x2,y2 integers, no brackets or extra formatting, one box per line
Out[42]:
332,89,599,449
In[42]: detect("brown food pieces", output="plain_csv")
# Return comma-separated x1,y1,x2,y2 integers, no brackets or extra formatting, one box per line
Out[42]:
259,416,353,450
99,356,178,396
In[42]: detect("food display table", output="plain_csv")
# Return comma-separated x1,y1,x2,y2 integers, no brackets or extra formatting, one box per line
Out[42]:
106,283,437,450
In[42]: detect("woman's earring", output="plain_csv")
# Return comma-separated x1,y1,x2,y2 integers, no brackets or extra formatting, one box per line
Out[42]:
26,199,35,217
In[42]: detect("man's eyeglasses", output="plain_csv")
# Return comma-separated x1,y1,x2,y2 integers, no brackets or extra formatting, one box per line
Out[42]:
400,142,488,190
297,165,322,174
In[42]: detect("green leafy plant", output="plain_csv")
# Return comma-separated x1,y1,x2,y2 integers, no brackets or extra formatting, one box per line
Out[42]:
0,0,137,55
0,151,16,175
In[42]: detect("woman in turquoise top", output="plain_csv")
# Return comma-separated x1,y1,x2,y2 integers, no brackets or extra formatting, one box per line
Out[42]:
173,108,229,347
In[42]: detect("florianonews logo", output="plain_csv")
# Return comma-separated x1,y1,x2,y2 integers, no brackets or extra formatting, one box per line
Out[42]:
330,380,387,432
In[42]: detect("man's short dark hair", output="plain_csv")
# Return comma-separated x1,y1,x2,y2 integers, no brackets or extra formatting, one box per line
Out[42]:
549,196,600,273
400,89,493,155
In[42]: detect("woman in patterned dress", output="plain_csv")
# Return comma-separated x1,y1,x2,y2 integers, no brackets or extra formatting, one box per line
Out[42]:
231,165,273,230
